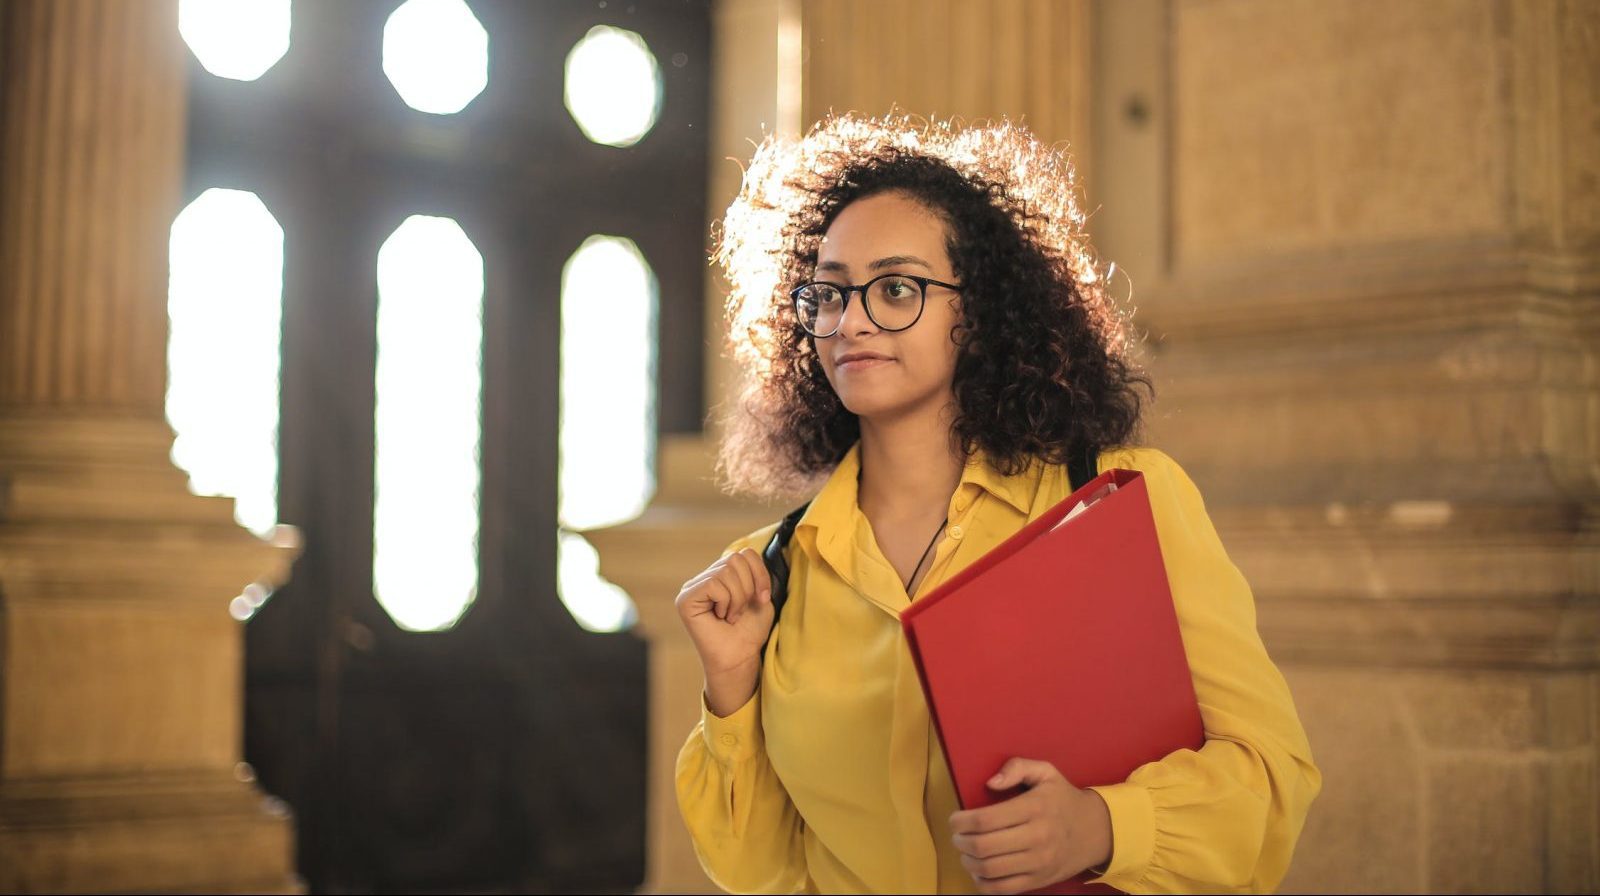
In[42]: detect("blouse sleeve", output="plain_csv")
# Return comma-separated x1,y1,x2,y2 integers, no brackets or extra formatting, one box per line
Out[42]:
673,529,810,895
1085,450,1322,894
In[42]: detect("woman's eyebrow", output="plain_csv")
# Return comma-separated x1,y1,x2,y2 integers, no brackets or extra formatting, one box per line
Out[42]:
867,254,933,271
815,255,934,276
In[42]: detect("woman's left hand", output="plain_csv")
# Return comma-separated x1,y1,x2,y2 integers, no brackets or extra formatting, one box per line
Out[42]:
948,757,1114,895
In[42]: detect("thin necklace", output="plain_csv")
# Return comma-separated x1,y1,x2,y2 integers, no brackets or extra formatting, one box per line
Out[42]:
904,517,947,594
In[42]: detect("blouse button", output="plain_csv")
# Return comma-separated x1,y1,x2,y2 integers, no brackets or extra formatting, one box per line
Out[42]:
948,525,965,540
719,733,738,746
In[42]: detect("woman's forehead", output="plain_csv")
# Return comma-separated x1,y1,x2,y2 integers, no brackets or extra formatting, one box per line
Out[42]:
818,194,949,271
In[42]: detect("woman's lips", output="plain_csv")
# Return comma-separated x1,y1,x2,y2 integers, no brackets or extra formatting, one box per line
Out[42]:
836,356,894,372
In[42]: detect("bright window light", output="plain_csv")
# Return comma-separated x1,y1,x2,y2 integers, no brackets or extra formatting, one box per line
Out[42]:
559,235,657,530
382,0,489,115
179,0,291,82
374,215,485,632
564,25,663,147
166,188,284,537
558,235,657,631
558,532,639,633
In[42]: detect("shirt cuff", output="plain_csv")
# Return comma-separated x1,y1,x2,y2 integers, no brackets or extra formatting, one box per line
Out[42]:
701,688,764,764
1085,781,1155,890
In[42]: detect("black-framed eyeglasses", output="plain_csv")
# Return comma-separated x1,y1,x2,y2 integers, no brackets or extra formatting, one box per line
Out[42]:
788,273,962,338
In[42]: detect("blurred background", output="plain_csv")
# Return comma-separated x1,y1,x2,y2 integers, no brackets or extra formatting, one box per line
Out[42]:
0,0,1594,893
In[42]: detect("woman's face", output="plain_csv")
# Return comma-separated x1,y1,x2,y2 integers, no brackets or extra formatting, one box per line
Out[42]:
812,191,962,422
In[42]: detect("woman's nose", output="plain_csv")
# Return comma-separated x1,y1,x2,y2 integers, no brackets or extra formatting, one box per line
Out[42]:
837,288,878,335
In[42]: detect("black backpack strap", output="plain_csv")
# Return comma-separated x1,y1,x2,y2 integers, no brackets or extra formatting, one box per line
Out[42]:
759,500,811,660
1066,443,1098,493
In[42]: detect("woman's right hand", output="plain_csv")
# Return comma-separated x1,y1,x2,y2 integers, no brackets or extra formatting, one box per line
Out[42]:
675,548,775,714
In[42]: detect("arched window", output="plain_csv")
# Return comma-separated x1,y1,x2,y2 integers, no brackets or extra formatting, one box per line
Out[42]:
167,188,284,540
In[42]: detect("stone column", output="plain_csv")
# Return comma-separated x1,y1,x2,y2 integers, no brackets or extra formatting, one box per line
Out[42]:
0,2,300,892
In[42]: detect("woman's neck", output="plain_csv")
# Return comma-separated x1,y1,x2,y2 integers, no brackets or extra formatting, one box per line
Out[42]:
856,405,964,522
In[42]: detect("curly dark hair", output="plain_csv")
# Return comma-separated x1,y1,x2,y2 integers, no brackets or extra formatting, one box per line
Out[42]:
714,114,1151,500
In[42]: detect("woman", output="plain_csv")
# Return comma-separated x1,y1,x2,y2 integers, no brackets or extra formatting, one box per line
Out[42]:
674,115,1320,895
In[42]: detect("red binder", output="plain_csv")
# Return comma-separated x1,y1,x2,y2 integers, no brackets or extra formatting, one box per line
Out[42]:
901,469,1205,894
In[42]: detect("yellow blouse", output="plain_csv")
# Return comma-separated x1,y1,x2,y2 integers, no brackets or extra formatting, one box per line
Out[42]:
675,445,1320,894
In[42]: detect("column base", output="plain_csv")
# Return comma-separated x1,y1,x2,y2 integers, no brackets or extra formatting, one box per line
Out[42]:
0,410,303,892
0,770,300,894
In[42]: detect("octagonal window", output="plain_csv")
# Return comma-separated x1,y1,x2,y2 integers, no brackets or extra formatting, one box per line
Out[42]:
373,216,485,632
166,188,284,536
564,25,663,147
179,0,291,82
382,0,489,115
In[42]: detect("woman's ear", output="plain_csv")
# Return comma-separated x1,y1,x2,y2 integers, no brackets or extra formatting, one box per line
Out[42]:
948,314,971,347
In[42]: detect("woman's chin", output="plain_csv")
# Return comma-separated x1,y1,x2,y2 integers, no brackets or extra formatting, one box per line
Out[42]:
837,391,917,422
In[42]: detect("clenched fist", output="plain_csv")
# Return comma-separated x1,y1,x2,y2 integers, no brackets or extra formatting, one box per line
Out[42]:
676,547,775,716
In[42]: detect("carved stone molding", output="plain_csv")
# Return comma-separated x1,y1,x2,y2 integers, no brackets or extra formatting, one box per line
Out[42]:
1137,240,1600,338
0,412,299,601
1218,502,1600,670
1144,331,1600,507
